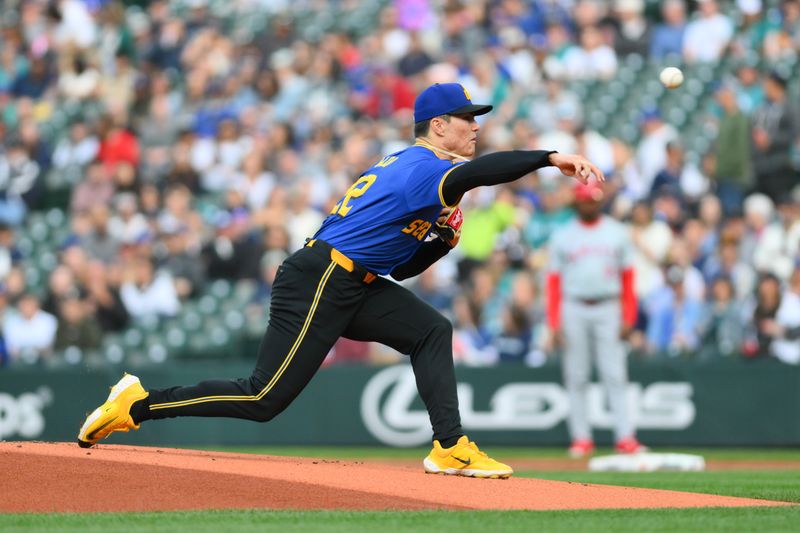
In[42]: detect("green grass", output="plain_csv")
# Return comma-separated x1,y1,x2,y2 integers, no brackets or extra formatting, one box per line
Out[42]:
6,448,799,532
208,445,800,462
518,470,800,504
3,507,799,533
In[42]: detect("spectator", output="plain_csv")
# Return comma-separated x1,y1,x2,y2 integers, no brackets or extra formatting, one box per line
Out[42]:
744,273,783,357
650,141,709,202
609,0,651,57
2,293,58,363
458,188,517,280
698,275,744,358
753,193,800,281
666,237,707,301
493,304,532,364
99,52,137,111
18,119,51,174
734,61,765,115
205,189,262,280
732,0,781,58
751,71,800,202
523,180,573,251
712,83,753,215
645,265,704,356
155,221,205,299
83,204,119,264
54,294,102,352
683,0,734,64
363,65,415,120
42,265,78,320
164,136,202,194
12,55,54,99
119,256,180,318
53,0,98,50
564,25,618,81
57,53,101,103
70,162,113,213
232,151,275,213
697,194,724,257
542,23,580,81
0,141,42,224
158,184,204,249
764,267,800,364
527,77,583,135
634,108,679,199
0,223,22,279
397,31,433,78
197,117,250,193
739,192,775,265
452,294,497,366
107,192,149,246
703,235,758,300
53,121,100,170
629,201,673,298
772,0,800,54
650,0,687,59
497,25,540,87
84,260,129,332
286,183,325,252
459,53,509,112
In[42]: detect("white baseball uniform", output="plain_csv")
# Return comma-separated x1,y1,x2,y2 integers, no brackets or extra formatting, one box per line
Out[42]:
547,215,637,442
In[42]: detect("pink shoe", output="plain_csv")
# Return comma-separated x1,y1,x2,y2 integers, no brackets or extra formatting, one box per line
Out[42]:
615,436,648,454
568,439,595,458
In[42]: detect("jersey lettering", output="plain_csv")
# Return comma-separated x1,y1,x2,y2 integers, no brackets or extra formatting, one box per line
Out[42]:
401,219,432,240
375,156,398,168
331,174,377,217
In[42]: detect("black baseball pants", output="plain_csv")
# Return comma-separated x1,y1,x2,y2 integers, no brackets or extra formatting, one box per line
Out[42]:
135,240,463,443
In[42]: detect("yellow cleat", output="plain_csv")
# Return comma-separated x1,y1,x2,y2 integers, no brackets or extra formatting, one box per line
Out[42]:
77,374,149,448
423,436,513,479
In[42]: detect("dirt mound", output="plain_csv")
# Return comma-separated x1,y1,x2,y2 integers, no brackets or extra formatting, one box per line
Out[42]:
0,442,791,513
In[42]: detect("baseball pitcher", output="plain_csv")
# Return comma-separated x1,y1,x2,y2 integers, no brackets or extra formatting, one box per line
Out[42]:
78,83,604,478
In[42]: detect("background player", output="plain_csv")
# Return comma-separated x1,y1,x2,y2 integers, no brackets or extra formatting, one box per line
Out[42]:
547,180,646,458
78,83,604,478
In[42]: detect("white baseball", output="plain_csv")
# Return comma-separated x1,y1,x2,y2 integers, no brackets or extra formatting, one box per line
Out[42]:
659,67,684,89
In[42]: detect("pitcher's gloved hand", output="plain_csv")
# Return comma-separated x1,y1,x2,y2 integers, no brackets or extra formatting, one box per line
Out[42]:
434,207,463,248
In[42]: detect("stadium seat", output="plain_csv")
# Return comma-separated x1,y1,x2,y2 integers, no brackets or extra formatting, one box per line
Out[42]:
165,326,188,354
209,279,233,299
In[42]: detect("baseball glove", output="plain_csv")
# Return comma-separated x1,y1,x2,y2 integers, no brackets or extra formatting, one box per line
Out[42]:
434,206,463,248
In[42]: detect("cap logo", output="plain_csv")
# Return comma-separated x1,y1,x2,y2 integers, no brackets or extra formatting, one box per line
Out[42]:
461,84,471,101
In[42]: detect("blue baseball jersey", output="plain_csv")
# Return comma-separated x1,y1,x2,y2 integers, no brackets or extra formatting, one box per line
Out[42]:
313,144,463,275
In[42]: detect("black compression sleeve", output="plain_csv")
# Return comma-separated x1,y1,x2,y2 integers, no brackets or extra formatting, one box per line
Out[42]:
390,239,452,281
441,150,555,206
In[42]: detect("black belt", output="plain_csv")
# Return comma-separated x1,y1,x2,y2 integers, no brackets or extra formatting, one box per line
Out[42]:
305,239,377,284
574,296,617,305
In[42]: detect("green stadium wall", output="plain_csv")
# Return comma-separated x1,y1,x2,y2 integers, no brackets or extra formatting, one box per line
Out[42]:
1,359,798,447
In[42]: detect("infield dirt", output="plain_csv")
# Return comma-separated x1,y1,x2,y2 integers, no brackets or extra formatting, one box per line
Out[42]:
0,442,793,513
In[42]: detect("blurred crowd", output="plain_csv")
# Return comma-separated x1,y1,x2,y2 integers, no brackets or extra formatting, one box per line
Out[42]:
0,0,799,367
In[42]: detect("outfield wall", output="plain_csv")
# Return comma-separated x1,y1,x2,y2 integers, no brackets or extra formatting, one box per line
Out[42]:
1,359,798,446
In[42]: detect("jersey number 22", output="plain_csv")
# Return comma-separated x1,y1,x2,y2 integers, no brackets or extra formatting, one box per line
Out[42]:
330,174,376,217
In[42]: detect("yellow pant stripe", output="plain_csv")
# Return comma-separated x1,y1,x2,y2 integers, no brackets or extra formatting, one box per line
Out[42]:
149,261,337,411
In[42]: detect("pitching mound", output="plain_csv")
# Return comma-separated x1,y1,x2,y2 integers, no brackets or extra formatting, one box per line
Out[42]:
0,442,791,513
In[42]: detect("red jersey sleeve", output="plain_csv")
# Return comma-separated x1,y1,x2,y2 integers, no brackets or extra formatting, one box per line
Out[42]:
546,272,562,331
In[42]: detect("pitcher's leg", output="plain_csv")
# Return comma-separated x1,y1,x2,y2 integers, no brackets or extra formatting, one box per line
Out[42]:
342,279,461,443
135,252,363,423
562,301,593,442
